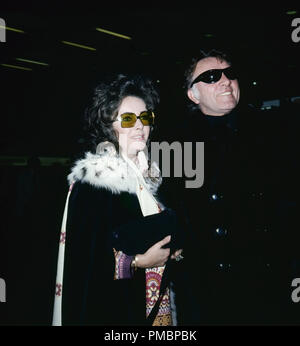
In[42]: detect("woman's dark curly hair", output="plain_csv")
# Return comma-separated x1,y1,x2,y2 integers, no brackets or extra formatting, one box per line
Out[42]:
84,73,160,153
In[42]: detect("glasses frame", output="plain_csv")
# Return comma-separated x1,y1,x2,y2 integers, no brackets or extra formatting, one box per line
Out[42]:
190,66,237,88
116,110,155,128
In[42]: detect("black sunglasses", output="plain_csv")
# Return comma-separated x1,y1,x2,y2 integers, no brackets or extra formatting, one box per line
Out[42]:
190,66,237,88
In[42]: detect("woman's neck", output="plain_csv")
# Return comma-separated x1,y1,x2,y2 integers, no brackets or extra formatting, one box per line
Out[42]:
121,150,138,166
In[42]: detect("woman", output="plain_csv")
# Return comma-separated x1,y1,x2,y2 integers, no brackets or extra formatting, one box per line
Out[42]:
52,73,183,326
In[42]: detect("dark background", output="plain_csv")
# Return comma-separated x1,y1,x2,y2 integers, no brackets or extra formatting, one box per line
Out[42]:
0,1,299,324
0,1,299,156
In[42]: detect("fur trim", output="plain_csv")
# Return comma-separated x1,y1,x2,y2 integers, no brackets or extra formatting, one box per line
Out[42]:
68,147,161,195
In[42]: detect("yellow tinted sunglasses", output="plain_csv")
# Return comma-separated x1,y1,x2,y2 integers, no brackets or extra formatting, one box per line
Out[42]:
116,111,155,128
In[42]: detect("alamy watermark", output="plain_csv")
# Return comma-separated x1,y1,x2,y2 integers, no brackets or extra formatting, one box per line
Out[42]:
97,140,204,189
0,18,6,42
0,278,6,302
291,278,300,303
151,141,204,189
291,18,300,43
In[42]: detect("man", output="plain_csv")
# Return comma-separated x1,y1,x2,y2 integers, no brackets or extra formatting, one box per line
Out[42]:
186,51,240,116
176,49,298,325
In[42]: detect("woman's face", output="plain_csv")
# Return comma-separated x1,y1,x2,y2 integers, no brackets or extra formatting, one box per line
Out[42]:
113,96,150,159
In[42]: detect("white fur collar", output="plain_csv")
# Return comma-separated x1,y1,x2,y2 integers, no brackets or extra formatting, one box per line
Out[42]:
68,146,161,195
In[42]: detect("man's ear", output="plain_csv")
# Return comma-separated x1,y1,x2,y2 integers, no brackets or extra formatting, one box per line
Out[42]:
187,88,200,104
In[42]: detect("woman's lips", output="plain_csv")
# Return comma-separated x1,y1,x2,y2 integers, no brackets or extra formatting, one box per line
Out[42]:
131,135,145,141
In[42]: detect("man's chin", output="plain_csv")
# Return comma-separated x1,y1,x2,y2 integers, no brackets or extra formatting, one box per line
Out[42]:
220,101,238,113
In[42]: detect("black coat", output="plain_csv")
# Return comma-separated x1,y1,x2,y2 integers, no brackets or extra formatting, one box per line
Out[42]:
173,104,299,325
60,150,183,326
62,181,146,325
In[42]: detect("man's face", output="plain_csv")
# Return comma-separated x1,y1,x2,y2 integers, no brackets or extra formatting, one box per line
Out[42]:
187,57,240,116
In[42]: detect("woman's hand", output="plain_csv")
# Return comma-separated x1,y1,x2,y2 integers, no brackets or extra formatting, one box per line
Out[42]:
136,235,171,268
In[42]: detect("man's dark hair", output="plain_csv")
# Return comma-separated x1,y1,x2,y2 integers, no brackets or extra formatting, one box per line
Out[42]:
83,73,159,153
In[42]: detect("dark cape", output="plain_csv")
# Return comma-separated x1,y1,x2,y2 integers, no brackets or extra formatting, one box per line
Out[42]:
60,149,183,325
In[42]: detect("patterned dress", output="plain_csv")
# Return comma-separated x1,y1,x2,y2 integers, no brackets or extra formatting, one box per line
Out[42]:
113,249,172,326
